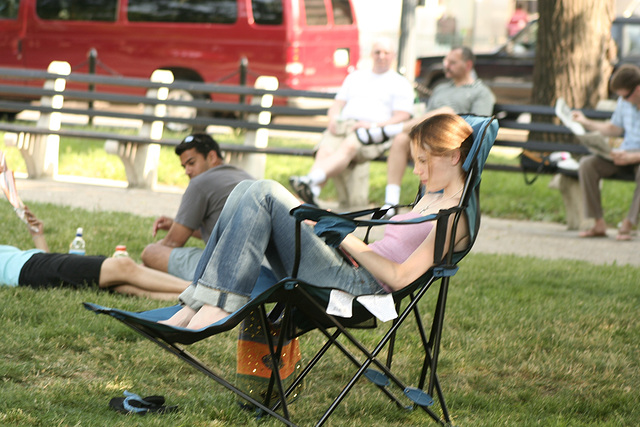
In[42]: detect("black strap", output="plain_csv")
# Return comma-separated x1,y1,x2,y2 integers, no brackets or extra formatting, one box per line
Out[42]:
522,162,545,185
433,214,449,265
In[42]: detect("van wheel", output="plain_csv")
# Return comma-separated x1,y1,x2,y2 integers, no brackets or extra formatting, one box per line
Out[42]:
165,89,203,132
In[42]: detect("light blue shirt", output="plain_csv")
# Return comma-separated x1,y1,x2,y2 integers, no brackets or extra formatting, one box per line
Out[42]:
0,245,44,286
611,97,640,151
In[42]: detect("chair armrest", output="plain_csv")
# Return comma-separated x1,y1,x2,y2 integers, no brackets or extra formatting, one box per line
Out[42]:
290,203,444,228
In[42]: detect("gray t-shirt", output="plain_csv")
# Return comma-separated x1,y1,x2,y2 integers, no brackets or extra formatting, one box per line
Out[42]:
427,79,496,116
174,164,253,242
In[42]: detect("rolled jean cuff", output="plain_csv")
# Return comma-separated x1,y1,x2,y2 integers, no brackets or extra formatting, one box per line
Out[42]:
178,284,205,311
192,281,250,314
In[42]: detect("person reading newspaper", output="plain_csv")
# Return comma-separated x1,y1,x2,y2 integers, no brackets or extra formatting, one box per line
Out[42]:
556,98,612,161
570,64,640,240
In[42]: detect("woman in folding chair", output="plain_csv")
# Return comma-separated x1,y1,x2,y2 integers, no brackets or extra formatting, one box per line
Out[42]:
162,113,474,330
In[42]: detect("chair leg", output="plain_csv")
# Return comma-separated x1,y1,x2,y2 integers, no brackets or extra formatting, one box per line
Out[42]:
118,316,299,426
419,278,452,424
294,286,447,426
257,304,291,419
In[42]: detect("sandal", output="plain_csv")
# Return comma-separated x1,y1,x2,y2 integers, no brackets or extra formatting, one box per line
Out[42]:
616,229,634,241
578,228,607,238
616,219,636,241
109,391,178,415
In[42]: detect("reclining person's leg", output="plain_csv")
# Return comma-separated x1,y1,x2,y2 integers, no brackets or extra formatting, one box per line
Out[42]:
99,257,189,296
167,179,382,329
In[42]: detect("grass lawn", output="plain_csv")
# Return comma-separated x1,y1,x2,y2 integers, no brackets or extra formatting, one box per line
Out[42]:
1,200,639,426
1,127,639,425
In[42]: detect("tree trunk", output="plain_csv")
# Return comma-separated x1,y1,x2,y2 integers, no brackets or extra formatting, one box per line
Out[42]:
533,0,616,109
531,0,616,144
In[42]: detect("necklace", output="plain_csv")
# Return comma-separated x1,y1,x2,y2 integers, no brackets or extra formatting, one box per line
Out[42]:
419,187,463,214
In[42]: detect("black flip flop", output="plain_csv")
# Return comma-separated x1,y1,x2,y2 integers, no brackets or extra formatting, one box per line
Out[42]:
109,391,178,415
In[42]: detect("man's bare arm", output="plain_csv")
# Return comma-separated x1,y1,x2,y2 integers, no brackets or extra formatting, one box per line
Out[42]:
158,222,195,248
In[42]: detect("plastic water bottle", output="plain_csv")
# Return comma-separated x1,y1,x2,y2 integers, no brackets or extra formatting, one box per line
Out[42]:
112,245,129,258
69,227,86,255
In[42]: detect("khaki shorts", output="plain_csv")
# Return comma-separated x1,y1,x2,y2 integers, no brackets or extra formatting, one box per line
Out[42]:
316,120,392,163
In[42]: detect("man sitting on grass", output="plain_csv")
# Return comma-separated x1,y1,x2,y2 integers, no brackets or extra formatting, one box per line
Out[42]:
0,206,189,300
141,133,253,280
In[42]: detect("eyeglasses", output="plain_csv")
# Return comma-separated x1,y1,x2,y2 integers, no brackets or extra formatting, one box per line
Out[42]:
623,85,637,100
183,135,201,143
182,135,211,146
181,134,217,152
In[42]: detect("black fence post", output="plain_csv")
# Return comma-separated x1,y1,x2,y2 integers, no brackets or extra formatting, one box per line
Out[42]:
87,48,97,125
239,56,248,121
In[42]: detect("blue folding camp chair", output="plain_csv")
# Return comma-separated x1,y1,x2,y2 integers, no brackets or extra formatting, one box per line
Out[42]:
85,115,498,426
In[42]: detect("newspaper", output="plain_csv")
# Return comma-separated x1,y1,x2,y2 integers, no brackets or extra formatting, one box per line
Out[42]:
576,133,613,161
555,98,612,160
0,151,38,232
555,97,586,135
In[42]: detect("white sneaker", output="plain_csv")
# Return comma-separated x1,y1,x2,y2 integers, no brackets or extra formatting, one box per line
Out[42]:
289,175,317,206
380,204,396,219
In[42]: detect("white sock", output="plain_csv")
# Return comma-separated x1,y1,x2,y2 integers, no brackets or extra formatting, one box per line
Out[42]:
385,184,401,206
307,169,326,186
383,123,404,138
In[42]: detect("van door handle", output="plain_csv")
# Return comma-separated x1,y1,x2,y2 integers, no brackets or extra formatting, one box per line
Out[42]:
15,38,23,59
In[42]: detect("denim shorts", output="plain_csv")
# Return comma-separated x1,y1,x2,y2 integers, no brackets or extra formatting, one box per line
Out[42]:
168,246,204,281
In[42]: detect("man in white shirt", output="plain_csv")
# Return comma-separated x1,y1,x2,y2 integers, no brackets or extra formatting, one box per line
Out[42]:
289,37,414,206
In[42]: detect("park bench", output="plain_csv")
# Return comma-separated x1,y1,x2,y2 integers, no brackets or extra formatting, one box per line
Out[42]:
489,102,633,230
0,64,381,206
0,63,630,226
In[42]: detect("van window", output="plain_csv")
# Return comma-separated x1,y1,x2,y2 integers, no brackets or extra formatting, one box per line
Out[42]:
304,0,328,26
617,23,640,58
36,0,117,21
1,0,20,19
332,0,354,25
128,0,237,23
252,0,283,25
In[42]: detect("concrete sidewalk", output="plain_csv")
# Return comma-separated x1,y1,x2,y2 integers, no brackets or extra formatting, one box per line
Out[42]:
13,176,640,268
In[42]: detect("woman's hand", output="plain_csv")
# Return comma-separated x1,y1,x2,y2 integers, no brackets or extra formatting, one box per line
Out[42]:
24,206,44,236
23,206,49,252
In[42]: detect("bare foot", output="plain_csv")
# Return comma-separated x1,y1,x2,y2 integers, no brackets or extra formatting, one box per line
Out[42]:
158,305,197,327
185,304,229,330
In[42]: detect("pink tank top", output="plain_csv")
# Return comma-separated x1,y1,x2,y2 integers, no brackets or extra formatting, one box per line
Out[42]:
368,211,434,291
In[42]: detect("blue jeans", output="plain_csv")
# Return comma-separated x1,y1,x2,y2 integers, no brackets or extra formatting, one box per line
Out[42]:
179,180,382,313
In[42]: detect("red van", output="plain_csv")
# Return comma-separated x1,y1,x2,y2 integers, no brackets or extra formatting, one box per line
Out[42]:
0,0,359,110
